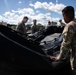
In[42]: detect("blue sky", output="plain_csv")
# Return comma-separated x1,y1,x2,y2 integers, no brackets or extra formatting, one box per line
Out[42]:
0,0,76,25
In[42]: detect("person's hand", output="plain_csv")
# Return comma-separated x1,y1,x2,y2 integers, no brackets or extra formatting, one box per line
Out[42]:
50,55,60,61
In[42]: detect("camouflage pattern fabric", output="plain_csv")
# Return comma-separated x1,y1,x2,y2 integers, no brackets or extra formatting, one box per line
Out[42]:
31,25,39,33
59,19,76,73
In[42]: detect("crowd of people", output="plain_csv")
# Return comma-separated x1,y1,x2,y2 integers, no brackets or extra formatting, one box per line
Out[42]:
16,6,76,75
16,18,65,35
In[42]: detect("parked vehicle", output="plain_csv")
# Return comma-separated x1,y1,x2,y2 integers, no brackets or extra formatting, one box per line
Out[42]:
0,25,70,72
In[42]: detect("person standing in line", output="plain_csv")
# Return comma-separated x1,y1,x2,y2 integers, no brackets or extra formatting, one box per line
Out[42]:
50,6,76,75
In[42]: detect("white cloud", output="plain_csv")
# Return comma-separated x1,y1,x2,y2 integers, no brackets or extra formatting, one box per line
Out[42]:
29,1,42,9
29,13,60,25
3,11,20,24
4,12,17,19
12,8,35,15
0,1,67,25
29,1,66,14
1,9,61,25
2,8,35,24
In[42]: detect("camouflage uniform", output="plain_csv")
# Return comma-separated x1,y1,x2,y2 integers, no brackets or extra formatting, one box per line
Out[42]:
59,18,76,74
31,25,39,33
16,22,27,34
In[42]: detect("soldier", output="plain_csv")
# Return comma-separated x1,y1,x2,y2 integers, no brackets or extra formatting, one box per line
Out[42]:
31,19,39,33
16,16,28,35
45,21,51,29
50,6,76,75
59,19,65,27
